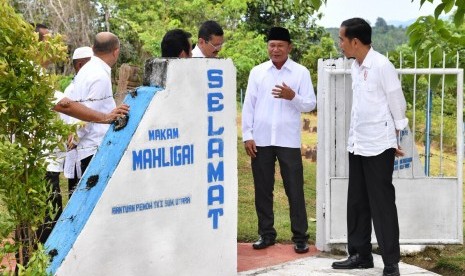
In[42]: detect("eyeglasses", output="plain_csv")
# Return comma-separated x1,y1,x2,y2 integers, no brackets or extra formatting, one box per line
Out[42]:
208,41,224,51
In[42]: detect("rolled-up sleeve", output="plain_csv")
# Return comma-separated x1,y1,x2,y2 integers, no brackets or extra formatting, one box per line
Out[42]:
387,87,409,130
53,90,65,105
291,69,316,112
382,62,408,130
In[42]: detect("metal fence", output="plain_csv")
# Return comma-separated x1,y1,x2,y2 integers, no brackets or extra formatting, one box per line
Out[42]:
316,53,464,251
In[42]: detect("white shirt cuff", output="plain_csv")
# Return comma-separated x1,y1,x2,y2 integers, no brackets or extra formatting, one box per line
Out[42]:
394,118,408,130
242,131,253,142
53,91,65,105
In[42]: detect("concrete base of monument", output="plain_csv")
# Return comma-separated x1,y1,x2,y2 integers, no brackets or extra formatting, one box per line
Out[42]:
237,243,439,275
2,243,440,275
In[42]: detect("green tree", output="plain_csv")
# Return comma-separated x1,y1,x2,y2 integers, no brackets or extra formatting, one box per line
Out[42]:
10,0,100,74
243,0,326,61
110,0,328,94
0,0,67,272
418,0,465,26
407,16,464,86
300,35,338,86
375,17,388,33
220,27,269,94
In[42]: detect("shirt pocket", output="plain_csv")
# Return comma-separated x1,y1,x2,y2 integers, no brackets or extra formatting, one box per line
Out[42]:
361,82,377,92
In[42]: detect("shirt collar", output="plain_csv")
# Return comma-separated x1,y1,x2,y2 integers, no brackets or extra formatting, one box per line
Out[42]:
192,45,205,57
266,57,293,72
357,47,375,69
92,56,111,76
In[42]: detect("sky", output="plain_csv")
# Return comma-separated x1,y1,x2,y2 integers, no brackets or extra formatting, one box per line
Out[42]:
317,0,440,28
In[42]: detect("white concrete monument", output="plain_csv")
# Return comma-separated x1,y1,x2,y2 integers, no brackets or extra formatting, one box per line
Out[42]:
45,58,238,275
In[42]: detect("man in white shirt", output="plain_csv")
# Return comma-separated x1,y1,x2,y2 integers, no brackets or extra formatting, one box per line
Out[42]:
63,32,124,196
59,46,93,124
242,27,316,254
331,18,407,276
192,20,224,58
60,46,93,197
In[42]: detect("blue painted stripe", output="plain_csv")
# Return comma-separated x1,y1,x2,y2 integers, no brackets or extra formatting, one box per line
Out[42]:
45,86,160,274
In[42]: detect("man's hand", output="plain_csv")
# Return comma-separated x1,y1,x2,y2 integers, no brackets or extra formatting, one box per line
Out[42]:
101,104,130,123
272,82,295,100
67,133,76,150
244,140,257,158
54,98,130,124
395,146,405,157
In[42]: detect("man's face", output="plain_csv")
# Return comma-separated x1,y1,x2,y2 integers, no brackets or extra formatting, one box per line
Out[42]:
73,57,91,73
267,40,292,65
37,27,50,42
37,27,51,67
109,46,120,67
200,34,224,57
338,26,355,58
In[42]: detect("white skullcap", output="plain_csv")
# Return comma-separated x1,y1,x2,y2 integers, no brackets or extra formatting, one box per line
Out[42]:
72,46,93,60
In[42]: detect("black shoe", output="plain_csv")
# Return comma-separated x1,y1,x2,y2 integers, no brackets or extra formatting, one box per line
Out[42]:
252,237,275,250
383,263,400,276
294,241,309,254
332,254,374,269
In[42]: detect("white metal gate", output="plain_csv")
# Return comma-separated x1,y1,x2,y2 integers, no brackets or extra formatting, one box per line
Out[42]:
316,57,464,251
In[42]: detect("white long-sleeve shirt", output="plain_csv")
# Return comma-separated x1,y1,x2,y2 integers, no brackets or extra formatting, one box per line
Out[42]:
347,48,409,156
68,56,116,161
242,58,316,148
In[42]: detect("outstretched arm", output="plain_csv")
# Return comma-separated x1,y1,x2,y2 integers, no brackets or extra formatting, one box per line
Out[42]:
54,97,129,124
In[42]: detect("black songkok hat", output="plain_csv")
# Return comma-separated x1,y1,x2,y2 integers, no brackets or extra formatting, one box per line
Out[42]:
267,27,291,43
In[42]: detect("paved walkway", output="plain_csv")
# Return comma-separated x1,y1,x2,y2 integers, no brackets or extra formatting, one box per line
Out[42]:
238,243,439,276
2,243,439,275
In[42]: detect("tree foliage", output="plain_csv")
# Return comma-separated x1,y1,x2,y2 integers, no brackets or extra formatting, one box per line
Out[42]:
220,27,269,93
410,0,465,76
10,0,100,74
418,0,465,26
243,0,327,61
301,36,338,86
0,0,67,271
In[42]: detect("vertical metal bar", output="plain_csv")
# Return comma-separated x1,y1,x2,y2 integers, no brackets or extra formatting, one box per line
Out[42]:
456,69,464,243
324,61,333,247
425,89,432,176
425,52,432,176
412,52,418,178
396,52,403,178
457,51,463,243
439,52,446,175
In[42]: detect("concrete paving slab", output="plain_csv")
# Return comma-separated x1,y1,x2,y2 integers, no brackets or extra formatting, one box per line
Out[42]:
238,253,439,276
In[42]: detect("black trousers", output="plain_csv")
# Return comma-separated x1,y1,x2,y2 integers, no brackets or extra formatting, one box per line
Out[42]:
37,171,63,244
67,155,93,199
251,146,308,243
347,148,400,265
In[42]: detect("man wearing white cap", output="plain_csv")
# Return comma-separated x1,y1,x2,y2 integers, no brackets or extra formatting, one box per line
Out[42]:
61,46,93,197
62,46,93,110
